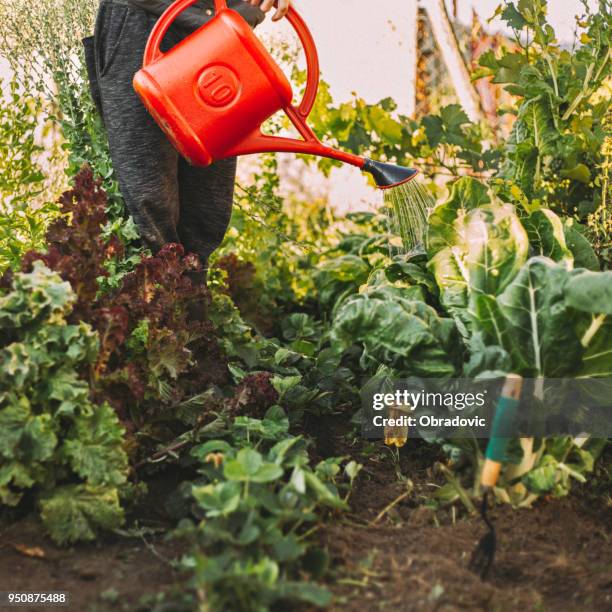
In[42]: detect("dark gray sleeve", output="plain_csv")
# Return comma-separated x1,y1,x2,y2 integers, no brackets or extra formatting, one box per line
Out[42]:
128,0,265,33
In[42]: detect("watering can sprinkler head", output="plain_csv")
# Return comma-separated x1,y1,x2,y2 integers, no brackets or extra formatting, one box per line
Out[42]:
361,159,419,189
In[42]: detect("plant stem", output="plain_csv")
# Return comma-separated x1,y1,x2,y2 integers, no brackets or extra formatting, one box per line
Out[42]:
581,313,606,347
369,482,413,525
544,54,559,98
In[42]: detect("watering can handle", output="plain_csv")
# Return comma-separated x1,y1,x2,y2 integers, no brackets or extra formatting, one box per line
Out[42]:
143,0,320,119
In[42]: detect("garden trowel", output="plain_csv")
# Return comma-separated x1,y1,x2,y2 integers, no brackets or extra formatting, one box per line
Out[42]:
469,374,523,579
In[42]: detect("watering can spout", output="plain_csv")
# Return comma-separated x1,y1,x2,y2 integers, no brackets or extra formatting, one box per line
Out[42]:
362,158,419,189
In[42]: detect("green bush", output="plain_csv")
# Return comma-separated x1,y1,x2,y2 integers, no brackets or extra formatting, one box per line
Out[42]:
0,79,60,270
0,262,128,544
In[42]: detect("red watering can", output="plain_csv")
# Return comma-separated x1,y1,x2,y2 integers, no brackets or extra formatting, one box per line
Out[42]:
133,0,418,188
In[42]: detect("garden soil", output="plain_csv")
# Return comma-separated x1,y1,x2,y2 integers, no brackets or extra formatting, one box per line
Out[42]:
314,418,612,612
1,420,610,611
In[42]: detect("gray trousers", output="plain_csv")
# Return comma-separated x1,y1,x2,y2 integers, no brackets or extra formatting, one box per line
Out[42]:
86,0,242,265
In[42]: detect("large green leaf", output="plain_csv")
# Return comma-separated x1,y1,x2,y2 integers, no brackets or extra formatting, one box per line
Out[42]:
495,257,582,376
39,484,124,545
0,396,30,457
430,201,529,318
61,403,128,487
426,177,490,258
47,368,91,417
464,204,529,296
468,294,529,373
576,316,612,377
565,270,612,315
314,255,370,310
22,414,57,462
0,461,35,505
429,247,469,313
522,209,573,263
563,221,599,271
523,98,557,157
463,331,513,378
331,285,458,376
565,270,612,377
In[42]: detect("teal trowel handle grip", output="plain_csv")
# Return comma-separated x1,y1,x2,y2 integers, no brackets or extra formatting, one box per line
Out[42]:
485,396,520,463
481,375,523,489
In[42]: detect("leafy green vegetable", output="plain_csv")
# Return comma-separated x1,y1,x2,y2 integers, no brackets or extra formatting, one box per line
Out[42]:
331,284,459,377
563,221,600,271
489,257,581,376
428,186,529,319
183,409,356,610
0,262,128,543
426,177,491,258
521,209,573,263
314,254,370,313
565,269,612,376
565,270,612,315
39,484,124,546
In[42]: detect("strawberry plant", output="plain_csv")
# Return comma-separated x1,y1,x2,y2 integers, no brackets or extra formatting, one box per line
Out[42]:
180,407,359,611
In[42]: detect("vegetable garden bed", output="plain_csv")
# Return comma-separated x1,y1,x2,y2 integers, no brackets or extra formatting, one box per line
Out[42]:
1,1,611,610
2,433,610,611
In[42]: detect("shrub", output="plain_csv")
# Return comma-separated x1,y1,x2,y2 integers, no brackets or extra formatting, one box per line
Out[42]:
0,79,61,271
20,168,228,436
0,261,128,544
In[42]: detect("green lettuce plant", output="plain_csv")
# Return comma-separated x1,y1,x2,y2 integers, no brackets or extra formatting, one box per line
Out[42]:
331,284,459,378
0,262,128,543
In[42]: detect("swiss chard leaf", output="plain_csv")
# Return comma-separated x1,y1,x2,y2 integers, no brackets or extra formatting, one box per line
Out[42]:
486,257,582,376
521,209,573,263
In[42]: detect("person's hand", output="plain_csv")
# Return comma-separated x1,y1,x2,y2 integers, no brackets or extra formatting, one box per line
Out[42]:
248,0,291,22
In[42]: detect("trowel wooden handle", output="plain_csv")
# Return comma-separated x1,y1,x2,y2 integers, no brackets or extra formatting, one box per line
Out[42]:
481,374,523,489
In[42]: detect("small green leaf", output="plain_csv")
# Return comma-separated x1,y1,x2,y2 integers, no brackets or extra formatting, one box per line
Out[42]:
250,463,284,483
192,482,241,516
560,164,591,184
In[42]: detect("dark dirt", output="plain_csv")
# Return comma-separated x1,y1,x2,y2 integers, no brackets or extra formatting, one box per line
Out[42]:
0,469,191,612
1,420,611,612
315,419,612,612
